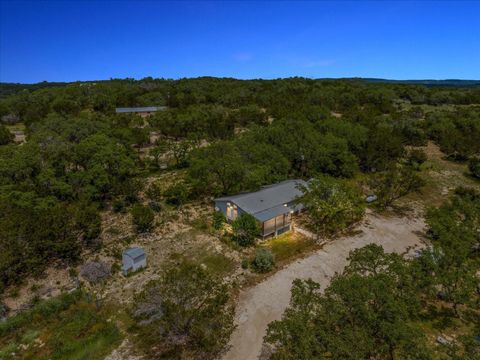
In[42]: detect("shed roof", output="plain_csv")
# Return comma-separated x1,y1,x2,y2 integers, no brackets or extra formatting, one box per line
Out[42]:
115,106,166,113
215,179,307,221
123,247,145,261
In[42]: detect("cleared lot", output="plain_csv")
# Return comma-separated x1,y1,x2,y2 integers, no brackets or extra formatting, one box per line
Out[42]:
224,211,425,360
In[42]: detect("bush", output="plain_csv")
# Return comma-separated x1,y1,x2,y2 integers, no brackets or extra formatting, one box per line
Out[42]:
131,204,155,233
406,149,427,169
231,213,259,247
213,211,225,230
241,258,249,270
112,198,126,213
148,200,162,212
164,183,189,206
252,249,275,273
468,156,480,178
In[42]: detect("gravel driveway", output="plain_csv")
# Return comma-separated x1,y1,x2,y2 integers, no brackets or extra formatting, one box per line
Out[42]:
223,212,425,360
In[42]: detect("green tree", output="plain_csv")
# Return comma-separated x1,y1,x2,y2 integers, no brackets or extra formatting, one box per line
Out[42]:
468,156,480,179
164,182,189,206
369,164,425,209
0,124,13,145
299,176,365,237
231,213,259,247
188,141,245,195
424,187,480,314
131,204,155,233
266,245,430,360
133,262,235,359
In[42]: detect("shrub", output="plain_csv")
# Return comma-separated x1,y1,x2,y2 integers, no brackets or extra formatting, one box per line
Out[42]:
145,181,163,202
213,211,225,230
131,204,155,233
164,183,189,206
468,156,480,178
231,213,259,247
252,248,275,273
148,200,162,212
241,258,249,269
406,149,427,169
112,198,126,213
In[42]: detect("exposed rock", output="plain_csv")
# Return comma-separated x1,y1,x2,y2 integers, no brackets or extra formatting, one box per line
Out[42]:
80,261,112,283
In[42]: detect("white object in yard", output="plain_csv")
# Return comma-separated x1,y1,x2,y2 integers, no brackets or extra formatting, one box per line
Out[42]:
366,194,378,203
122,247,147,275
436,335,453,345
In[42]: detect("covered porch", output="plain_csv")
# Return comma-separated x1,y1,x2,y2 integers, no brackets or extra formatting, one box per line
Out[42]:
259,212,292,238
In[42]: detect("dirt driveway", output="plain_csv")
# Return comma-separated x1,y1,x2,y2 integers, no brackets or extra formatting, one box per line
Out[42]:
223,212,426,360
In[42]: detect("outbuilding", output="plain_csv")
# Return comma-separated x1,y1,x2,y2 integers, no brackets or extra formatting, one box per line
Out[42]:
115,106,167,117
122,247,147,275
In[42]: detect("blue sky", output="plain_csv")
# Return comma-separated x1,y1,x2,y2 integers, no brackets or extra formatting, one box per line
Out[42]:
0,1,479,83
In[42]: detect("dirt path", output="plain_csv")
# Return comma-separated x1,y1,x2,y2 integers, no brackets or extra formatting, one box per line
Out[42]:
224,212,426,360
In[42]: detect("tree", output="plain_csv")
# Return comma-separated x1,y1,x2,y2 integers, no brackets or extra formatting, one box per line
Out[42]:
360,122,405,172
423,187,480,314
131,204,155,233
468,156,480,179
231,213,259,247
299,176,365,236
132,262,235,359
369,164,425,209
164,182,189,206
0,124,13,145
188,141,245,195
265,245,430,360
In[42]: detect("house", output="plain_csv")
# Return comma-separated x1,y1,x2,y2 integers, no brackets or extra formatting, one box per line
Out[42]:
122,247,147,275
115,106,167,117
214,179,308,238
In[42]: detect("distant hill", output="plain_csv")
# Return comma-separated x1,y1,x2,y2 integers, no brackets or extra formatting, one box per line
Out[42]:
357,78,480,87
0,81,67,99
1,77,479,99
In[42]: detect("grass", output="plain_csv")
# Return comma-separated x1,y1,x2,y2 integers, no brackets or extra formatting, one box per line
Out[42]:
260,232,316,262
198,251,236,276
0,290,122,360
402,142,480,208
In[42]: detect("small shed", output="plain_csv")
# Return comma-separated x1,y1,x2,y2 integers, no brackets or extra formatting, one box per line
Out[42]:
122,247,147,275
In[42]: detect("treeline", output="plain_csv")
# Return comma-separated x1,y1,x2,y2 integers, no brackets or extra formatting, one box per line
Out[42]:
1,77,479,290
2,77,480,123
266,188,480,359
0,112,143,289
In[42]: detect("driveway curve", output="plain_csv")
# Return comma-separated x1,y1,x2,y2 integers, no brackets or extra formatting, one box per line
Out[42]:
224,213,425,360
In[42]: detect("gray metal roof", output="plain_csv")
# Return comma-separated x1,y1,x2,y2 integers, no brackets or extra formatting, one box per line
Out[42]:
115,106,167,113
215,179,307,221
124,247,145,261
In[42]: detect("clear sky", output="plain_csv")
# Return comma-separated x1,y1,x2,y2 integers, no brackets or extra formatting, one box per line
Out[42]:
0,0,479,83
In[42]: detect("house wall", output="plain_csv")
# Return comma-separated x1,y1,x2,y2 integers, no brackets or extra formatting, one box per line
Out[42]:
132,257,147,271
122,255,134,275
214,200,246,221
122,254,147,274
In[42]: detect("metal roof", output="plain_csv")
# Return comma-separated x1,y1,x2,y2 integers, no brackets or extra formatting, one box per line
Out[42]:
115,106,167,113
215,179,307,221
123,247,145,261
